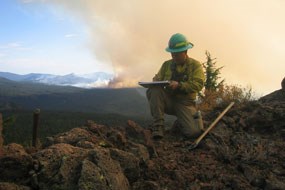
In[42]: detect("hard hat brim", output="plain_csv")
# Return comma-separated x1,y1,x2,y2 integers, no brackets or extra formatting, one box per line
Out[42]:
165,43,193,53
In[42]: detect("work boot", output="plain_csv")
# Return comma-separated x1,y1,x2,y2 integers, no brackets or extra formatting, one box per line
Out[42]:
152,125,164,140
170,120,201,141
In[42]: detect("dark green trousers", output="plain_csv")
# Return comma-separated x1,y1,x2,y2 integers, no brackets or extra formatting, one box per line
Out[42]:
147,86,202,138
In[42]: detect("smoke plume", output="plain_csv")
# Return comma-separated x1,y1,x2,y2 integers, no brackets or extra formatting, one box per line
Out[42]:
27,0,285,93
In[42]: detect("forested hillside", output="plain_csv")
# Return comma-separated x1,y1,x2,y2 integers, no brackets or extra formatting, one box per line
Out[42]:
2,111,151,145
0,78,153,145
0,77,149,116
0,77,84,96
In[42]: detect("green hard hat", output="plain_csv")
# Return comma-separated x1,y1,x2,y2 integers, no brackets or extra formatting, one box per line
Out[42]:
165,33,194,53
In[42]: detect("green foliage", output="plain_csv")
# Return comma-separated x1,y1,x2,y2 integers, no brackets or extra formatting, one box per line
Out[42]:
198,83,256,111
198,51,256,111
3,115,16,128
203,51,224,91
218,84,256,104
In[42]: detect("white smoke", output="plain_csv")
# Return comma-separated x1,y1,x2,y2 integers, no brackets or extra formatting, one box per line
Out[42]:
23,0,285,93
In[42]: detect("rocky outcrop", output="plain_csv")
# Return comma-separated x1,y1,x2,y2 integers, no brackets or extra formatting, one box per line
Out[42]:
259,89,285,103
0,89,284,189
0,143,33,183
260,77,285,103
0,120,153,190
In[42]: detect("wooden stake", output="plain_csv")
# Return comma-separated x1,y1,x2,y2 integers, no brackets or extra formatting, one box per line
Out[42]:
32,109,40,147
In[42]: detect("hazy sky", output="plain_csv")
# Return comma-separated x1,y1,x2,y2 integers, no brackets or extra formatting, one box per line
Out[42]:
0,0,284,95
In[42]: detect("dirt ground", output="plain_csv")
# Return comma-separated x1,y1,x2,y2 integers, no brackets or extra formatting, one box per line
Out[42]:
137,89,285,190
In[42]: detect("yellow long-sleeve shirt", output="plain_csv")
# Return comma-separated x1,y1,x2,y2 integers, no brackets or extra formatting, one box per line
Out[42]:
155,57,205,100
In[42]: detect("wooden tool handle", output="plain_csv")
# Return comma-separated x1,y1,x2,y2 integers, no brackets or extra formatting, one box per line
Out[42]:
194,102,235,145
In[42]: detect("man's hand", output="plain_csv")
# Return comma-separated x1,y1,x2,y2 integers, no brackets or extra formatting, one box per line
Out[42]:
169,80,179,90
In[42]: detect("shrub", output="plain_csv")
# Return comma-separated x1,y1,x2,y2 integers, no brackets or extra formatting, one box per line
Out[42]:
198,84,256,111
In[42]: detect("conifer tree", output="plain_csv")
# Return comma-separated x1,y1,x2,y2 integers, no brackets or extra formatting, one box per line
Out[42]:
203,51,224,91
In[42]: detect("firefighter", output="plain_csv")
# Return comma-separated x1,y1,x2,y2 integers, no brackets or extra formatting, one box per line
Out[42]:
147,33,205,140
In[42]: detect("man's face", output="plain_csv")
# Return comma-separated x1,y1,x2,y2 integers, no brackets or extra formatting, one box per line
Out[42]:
171,51,187,65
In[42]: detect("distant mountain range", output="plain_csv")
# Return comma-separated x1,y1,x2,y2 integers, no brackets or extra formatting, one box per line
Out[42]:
0,71,114,88
0,75,148,117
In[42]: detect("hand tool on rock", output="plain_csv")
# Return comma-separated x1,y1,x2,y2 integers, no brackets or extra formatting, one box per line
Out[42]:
188,102,235,150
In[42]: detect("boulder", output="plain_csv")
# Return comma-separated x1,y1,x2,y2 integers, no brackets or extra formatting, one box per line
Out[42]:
0,143,33,183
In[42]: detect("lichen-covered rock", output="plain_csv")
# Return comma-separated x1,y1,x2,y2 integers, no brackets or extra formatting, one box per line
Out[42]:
79,148,130,190
32,143,88,189
127,141,150,163
31,143,130,190
43,127,95,147
0,182,31,190
78,159,107,190
0,143,33,182
110,148,140,183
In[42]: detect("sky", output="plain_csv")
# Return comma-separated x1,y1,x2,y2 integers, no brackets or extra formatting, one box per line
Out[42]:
0,0,284,95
